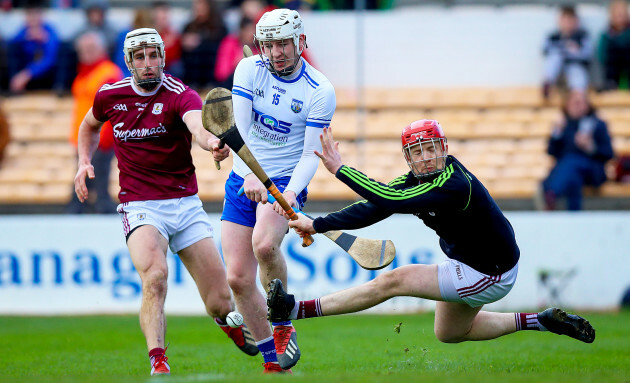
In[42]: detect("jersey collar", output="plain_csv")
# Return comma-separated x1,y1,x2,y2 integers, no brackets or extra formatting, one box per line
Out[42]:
271,59,306,83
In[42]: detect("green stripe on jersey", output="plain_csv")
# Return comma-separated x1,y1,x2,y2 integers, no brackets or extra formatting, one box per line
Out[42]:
339,164,455,200
335,199,369,213
387,174,408,187
454,163,472,210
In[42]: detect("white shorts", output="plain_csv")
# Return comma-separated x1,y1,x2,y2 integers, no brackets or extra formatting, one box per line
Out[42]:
437,258,518,308
117,195,214,254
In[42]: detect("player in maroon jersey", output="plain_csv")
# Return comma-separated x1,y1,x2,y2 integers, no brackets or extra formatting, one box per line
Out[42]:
72,28,258,376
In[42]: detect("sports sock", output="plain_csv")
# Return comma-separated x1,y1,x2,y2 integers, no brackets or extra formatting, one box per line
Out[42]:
296,299,322,319
515,313,547,331
271,320,293,327
256,336,278,364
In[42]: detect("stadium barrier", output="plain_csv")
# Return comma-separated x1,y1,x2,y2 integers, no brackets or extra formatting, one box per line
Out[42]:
0,212,628,314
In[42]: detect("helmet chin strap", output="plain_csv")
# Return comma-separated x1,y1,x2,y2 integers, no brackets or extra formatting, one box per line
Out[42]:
410,158,441,181
271,53,302,76
135,76,161,91
415,168,442,182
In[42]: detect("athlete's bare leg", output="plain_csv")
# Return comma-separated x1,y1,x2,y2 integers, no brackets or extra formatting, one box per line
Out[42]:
314,263,517,343
127,225,170,350
318,264,442,315
434,302,516,343
177,237,232,318
252,203,289,289
222,221,272,341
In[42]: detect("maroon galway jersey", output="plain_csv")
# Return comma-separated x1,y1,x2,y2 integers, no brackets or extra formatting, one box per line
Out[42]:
92,74,202,203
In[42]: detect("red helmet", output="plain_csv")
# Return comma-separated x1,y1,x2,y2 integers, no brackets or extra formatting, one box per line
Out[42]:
401,119,448,180
401,119,447,150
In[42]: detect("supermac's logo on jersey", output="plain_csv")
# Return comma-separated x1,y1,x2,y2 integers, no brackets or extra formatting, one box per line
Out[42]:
291,99,303,113
113,122,167,142
152,103,163,115
113,104,128,111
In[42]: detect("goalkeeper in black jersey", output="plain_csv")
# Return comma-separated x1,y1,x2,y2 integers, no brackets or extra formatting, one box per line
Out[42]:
267,120,595,348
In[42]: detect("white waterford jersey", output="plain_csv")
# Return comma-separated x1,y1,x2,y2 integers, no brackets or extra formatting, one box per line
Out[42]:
231,55,336,179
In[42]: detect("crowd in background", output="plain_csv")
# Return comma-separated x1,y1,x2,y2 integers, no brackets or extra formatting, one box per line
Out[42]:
0,0,394,94
542,1,630,97
2,1,630,95
0,0,628,212
0,0,263,93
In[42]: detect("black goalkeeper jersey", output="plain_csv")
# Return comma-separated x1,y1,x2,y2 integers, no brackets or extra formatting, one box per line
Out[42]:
312,155,520,275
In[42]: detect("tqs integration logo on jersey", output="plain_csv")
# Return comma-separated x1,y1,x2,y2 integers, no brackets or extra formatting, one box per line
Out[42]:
113,122,167,141
251,109,292,146
253,109,292,134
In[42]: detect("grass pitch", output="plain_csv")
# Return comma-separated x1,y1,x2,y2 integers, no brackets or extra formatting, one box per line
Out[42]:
1,311,629,383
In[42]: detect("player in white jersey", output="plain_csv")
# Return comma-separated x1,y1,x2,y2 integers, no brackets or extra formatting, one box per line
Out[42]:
217,9,336,373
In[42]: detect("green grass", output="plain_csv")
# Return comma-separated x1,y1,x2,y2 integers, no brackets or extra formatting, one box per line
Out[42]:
1,312,629,383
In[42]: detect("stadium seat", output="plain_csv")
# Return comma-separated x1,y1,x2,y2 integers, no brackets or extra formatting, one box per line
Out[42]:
3,88,630,205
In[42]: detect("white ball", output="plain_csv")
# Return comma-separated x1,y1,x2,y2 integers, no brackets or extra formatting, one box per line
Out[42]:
226,311,244,328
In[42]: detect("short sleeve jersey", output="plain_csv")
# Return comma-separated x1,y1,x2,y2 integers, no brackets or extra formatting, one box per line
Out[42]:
231,56,336,178
92,74,202,203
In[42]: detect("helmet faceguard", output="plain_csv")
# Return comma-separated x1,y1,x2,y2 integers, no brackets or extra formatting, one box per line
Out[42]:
254,9,306,77
401,120,448,181
123,28,165,90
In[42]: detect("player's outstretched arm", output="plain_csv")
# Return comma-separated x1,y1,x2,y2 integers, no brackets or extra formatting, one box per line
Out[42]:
74,108,104,203
315,127,343,174
184,110,230,161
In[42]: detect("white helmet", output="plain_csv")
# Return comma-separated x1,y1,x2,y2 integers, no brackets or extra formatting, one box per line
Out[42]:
123,28,165,89
254,9,306,76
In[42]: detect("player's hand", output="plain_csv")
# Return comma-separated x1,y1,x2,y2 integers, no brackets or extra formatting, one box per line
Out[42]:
10,70,31,92
565,41,580,54
575,131,595,154
550,113,566,138
242,174,267,203
288,214,316,236
274,190,297,217
73,162,95,203
315,127,343,175
209,137,230,162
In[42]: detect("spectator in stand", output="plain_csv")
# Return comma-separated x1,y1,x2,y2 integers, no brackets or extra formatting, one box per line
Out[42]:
542,6,592,99
0,35,7,91
598,0,630,90
51,0,80,8
0,101,9,168
240,0,267,21
66,31,123,214
55,0,118,93
114,8,153,74
215,16,257,88
181,0,227,88
8,0,60,93
152,1,182,77
540,90,614,211
79,0,118,56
